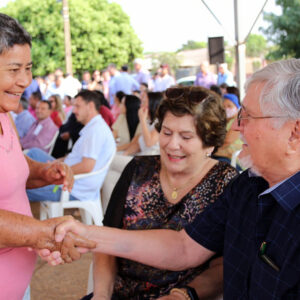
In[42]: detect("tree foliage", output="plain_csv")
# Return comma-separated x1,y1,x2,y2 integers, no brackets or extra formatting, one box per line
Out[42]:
150,52,181,75
1,0,143,76
246,34,267,57
262,0,300,59
177,40,207,52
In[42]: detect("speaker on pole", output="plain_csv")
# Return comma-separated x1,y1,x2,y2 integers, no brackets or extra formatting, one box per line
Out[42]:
208,36,224,64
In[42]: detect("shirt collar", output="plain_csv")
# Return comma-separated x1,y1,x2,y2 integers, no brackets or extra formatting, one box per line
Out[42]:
79,115,101,136
258,171,300,212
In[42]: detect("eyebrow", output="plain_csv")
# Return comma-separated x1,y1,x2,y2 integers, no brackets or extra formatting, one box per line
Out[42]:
162,125,195,134
6,62,33,67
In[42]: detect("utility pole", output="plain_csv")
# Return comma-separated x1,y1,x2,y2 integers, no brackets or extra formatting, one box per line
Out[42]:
234,0,246,100
62,0,73,75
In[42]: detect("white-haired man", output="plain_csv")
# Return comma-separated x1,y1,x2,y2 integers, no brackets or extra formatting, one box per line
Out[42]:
217,63,235,86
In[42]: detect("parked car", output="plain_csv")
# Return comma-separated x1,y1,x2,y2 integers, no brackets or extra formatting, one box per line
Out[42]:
176,75,196,86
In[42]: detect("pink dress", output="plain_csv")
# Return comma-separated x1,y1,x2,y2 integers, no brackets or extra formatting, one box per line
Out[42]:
0,113,36,299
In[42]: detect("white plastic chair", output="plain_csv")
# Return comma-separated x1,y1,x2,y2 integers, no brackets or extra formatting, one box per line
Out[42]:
40,148,116,225
45,130,59,155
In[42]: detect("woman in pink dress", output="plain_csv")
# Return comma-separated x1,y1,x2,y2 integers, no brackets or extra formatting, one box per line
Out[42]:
0,13,95,299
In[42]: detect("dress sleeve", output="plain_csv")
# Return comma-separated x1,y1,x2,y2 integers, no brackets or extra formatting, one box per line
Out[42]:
184,177,235,253
103,158,137,228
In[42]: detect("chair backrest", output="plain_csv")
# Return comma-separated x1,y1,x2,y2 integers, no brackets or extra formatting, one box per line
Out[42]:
101,154,133,212
60,147,117,202
45,130,60,155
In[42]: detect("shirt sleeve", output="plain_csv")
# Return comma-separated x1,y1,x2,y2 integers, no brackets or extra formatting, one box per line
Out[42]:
184,180,233,253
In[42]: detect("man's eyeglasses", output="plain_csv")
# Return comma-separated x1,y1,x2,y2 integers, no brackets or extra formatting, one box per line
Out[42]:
237,108,287,127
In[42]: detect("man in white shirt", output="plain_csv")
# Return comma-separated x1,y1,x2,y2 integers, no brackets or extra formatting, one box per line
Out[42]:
26,90,116,202
153,64,176,92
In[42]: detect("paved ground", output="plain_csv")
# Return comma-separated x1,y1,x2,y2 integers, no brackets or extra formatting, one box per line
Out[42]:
30,203,92,300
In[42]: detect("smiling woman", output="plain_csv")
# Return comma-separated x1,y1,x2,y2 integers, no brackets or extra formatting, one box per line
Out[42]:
80,86,239,300
0,13,95,300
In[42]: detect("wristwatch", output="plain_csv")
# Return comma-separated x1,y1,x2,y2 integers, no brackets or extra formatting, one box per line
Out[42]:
182,286,199,300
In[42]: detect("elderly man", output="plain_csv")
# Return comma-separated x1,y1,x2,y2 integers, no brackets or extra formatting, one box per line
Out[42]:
133,58,150,85
217,63,235,86
20,100,58,153
55,59,300,299
194,61,216,89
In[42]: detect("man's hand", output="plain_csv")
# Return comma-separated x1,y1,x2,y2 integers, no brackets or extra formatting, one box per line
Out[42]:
34,216,96,264
41,161,74,192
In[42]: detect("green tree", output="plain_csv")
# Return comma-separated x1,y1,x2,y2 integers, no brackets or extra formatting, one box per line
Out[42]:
246,34,267,57
262,0,300,59
150,52,181,75
1,0,143,76
177,40,207,52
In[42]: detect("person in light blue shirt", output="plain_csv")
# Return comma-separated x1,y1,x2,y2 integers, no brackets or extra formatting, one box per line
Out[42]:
217,63,235,86
112,65,140,96
26,90,116,202
14,97,35,138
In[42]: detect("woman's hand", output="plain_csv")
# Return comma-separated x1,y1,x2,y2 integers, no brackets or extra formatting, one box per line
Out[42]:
33,216,96,265
156,293,186,300
138,106,148,123
41,161,74,192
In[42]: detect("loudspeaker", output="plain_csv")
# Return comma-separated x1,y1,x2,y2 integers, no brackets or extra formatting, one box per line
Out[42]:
208,36,224,64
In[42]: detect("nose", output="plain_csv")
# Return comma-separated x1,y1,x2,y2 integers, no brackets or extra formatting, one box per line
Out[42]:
167,134,181,150
16,69,32,88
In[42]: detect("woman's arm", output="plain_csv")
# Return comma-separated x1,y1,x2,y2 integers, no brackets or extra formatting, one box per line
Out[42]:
123,138,140,155
92,253,117,300
117,134,140,152
138,107,159,147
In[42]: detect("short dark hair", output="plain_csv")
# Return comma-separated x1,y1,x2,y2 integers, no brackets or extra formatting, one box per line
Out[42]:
121,65,128,72
115,91,125,103
0,13,31,54
155,86,226,149
75,90,101,111
31,91,42,101
40,100,52,110
210,84,222,96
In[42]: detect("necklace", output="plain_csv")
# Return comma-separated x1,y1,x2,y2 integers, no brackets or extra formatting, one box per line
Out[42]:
163,156,213,201
164,169,204,201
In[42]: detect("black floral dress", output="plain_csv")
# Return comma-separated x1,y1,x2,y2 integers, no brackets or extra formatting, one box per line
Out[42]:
103,155,238,300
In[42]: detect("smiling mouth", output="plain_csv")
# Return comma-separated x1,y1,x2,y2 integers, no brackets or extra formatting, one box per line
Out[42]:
168,154,186,161
5,91,22,97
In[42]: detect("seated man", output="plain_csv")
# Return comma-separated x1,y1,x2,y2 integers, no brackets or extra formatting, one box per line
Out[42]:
26,90,116,202
13,97,35,138
20,100,58,153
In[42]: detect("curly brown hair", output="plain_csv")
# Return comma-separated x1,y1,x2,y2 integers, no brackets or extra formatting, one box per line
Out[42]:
155,86,227,149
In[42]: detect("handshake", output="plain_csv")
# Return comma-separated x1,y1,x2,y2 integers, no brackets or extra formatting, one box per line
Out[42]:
32,216,95,265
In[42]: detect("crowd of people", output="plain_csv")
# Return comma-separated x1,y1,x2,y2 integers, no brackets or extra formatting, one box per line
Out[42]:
1,12,300,300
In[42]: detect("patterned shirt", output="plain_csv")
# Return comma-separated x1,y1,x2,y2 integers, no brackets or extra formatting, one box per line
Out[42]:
185,170,300,300
104,156,238,299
